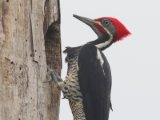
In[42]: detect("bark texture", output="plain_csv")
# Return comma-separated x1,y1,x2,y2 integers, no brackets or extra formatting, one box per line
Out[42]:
0,0,61,120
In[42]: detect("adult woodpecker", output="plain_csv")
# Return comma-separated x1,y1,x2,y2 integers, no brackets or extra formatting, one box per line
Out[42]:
50,14,130,120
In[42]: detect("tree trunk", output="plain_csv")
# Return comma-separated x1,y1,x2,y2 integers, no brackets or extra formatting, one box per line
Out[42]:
0,0,61,120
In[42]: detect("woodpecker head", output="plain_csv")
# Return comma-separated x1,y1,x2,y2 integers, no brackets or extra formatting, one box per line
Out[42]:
73,14,130,49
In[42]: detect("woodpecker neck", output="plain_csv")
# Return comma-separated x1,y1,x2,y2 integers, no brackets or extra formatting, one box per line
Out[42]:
88,34,113,50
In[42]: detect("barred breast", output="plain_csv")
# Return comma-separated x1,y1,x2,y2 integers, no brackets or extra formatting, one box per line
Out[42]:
62,58,86,120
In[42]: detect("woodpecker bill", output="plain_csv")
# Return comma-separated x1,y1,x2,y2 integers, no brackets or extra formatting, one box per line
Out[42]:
51,14,131,120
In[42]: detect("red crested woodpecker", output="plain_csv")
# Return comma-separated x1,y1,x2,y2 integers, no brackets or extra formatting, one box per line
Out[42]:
50,14,131,120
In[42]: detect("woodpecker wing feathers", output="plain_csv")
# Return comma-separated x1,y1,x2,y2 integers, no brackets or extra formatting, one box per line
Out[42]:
78,44,112,120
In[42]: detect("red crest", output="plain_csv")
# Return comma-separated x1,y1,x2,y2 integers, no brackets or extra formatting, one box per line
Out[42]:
96,17,131,42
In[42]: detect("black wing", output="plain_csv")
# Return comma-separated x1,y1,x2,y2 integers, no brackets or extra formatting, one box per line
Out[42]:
78,44,112,120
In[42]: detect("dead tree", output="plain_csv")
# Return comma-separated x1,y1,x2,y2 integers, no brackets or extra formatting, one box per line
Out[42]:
0,0,61,120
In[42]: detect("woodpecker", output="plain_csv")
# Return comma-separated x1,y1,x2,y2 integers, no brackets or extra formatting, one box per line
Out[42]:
50,14,130,120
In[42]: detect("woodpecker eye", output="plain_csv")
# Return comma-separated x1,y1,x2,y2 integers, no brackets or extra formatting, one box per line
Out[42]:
103,19,110,26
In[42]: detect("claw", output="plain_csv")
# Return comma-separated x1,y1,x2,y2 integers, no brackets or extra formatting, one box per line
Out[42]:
45,67,64,90
43,67,58,83
50,69,58,81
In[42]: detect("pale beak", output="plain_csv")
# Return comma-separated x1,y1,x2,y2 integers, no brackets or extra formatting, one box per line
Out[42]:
73,14,103,37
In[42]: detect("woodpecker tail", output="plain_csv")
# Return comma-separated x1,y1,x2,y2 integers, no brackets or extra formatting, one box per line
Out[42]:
110,102,113,111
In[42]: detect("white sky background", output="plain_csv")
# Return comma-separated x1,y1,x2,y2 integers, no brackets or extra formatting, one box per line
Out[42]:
59,0,160,120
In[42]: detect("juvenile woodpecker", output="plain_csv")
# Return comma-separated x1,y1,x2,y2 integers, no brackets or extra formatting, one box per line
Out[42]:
50,14,130,120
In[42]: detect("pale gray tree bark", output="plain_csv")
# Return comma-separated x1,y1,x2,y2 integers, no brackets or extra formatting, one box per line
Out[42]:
0,0,61,120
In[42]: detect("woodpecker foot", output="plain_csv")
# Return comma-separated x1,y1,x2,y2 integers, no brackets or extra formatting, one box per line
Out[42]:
44,66,64,90
43,67,58,83
49,69,58,81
